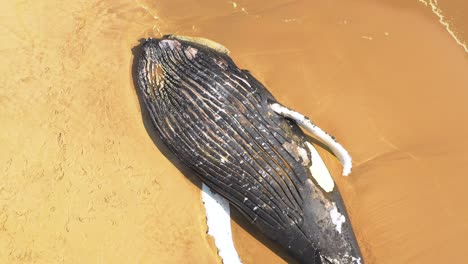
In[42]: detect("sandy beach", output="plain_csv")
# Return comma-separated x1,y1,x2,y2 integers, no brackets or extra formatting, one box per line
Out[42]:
1,0,467,263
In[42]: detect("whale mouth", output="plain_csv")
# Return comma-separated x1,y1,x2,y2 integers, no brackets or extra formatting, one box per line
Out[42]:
138,37,191,99
138,39,167,101
141,37,173,62
141,36,199,63
137,36,228,102
141,35,230,65
138,37,195,98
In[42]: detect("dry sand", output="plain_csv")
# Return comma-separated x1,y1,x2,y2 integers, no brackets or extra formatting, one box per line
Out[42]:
1,0,467,263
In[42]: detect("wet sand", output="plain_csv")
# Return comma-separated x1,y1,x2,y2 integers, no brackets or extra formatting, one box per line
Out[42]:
1,0,467,263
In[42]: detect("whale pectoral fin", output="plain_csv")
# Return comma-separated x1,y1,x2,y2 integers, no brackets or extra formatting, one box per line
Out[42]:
269,103,353,176
201,184,243,264
304,141,335,193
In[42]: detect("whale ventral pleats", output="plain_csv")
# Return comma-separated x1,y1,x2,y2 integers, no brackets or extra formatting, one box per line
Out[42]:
135,35,363,264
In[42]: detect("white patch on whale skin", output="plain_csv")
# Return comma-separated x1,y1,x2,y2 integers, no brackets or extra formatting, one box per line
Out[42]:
352,256,362,264
305,142,335,193
159,39,181,50
322,255,361,264
322,253,361,264
270,103,352,176
184,46,198,60
331,258,341,264
297,146,309,166
329,202,346,234
283,141,310,166
201,184,242,264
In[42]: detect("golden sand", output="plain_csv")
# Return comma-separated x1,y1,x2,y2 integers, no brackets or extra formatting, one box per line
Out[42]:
1,0,467,263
